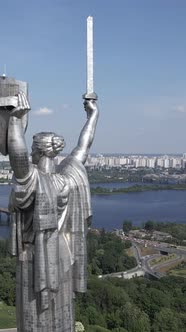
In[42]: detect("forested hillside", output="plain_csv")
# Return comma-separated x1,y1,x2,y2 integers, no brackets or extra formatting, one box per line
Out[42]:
76,231,186,331
0,233,185,331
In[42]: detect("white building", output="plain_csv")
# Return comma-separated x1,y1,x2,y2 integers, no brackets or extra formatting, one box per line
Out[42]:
163,157,170,168
156,158,164,167
147,158,156,168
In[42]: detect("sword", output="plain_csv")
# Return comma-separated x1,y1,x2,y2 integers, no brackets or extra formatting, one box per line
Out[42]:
83,16,98,100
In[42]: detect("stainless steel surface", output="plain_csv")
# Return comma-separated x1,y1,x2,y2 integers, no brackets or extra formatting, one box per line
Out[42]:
0,96,17,107
4,90,99,331
83,16,97,100
0,76,28,99
87,16,93,95
0,109,9,155
0,76,28,156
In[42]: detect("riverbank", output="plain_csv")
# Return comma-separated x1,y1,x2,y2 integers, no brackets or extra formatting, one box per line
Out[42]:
91,183,186,194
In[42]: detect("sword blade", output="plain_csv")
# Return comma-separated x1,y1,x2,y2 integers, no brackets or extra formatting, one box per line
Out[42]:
87,16,93,94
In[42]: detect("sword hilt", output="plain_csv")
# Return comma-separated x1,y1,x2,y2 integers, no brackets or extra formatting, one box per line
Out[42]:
83,92,98,100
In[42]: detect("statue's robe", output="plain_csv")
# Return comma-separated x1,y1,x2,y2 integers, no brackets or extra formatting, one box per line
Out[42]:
9,155,91,332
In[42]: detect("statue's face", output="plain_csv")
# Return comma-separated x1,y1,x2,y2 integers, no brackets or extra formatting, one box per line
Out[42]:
31,147,42,165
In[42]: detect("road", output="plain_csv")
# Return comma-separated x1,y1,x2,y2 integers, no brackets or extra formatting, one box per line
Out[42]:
102,242,164,280
153,255,183,273
100,240,183,280
124,235,186,256
141,254,166,278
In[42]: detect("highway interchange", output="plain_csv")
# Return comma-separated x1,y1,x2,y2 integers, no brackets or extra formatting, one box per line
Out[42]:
101,236,186,280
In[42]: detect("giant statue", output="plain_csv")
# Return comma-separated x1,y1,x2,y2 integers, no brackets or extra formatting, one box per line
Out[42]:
0,81,98,332
0,16,98,332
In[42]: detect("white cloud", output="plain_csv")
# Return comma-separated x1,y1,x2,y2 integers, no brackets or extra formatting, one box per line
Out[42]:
34,107,54,115
174,105,186,113
61,104,69,110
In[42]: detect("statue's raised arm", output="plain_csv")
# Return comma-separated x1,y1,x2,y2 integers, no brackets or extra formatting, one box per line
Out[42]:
71,99,99,164
7,92,31,179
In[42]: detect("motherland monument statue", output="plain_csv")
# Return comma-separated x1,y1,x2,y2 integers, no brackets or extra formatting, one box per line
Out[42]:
0,16,99,332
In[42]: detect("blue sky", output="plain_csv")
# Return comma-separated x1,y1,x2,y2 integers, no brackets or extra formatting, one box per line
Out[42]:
1,0,186,154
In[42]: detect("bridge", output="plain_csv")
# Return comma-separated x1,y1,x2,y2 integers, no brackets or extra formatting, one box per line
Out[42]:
101,263,164,281
126,235,186,257
0,207,10,225
144,243,186,257
101,266,145,280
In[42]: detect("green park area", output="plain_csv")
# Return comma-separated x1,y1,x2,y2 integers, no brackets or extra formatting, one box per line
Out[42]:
169,268,186,277
0,302,16,328
149,254,177,267
168,261,186,278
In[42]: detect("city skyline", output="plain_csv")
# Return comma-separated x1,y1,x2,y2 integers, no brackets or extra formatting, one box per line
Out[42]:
1,152,186,169
1,1,186,153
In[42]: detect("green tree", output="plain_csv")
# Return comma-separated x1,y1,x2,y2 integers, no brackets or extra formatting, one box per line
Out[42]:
86,306,106,326
106,310,121,329
138,287,171,320
88,326,110,332
87,231,136,275
152,308,185,332
122,220,132,234
0,240,9,257
0,256,16,306
0,272,16,305
112,329,128,332
120,302,151,332
144,220,155,232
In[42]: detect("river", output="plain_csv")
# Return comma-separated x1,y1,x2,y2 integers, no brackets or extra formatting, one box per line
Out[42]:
0,183,186,238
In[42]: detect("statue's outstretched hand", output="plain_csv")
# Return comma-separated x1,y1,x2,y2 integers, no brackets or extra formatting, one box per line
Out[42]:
11,92,30,118
84,99,98,118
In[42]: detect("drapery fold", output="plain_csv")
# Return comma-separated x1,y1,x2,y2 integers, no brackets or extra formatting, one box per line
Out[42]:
9,155,91,323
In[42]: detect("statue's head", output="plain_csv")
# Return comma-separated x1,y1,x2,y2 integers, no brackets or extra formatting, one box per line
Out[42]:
31,132,65,164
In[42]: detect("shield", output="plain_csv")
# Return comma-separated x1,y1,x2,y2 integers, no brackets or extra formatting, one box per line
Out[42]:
0,76,28,155
0,109,9,155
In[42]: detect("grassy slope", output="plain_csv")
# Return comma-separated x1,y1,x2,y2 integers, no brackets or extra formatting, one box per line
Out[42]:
0,303,16,329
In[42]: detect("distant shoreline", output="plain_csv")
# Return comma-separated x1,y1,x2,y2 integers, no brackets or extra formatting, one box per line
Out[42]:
91,183,186,195
2,182,186,193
